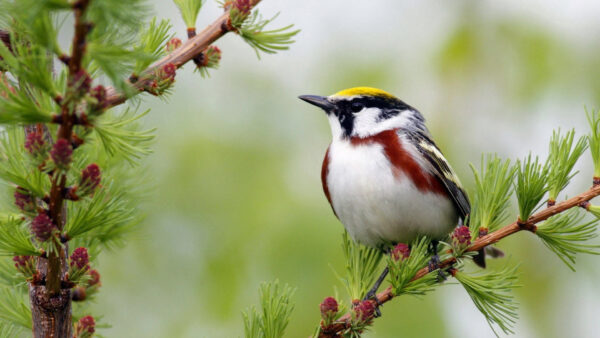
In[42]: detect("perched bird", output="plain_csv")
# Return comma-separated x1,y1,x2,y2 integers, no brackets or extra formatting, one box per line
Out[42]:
300,87,480,293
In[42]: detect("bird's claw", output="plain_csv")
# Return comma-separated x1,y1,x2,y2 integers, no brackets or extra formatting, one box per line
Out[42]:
428,254,447,282
362,289,383,317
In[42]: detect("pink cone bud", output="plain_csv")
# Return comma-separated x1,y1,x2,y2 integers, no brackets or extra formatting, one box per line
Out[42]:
166,38,182,52
75,315,95,336
13,255,32,268
203,45,222,68
14,187,36,213
88,269,101,287
391,243,410,261
70,247,90,270
31,213,54,242
162,63,176,81
79,164,101,196
50,139,73,170
69,69,92,96
452,226,471,251
12,255,35,278
354,300,375,323
12,255,31,268
233,0,251,15
320,297,338,322
25,130,46,156
90,85,107,112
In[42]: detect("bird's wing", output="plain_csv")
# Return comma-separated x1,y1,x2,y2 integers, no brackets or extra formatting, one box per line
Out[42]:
403,130,471,219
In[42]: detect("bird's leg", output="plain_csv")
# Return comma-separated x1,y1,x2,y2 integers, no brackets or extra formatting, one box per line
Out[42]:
427,240,446,281
362,266,389,317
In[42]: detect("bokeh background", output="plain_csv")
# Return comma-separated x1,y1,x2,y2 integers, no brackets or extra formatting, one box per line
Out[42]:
93,1,600,337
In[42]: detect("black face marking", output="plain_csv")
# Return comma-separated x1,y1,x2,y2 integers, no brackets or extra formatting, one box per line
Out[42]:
376,109,400,122
350,102,364,113
333,95,415,137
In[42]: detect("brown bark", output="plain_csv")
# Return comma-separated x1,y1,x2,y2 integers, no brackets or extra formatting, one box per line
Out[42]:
29,253,71,338
29,286,72,338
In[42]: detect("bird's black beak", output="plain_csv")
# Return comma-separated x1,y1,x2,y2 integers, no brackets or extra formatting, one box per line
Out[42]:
298,95,335,112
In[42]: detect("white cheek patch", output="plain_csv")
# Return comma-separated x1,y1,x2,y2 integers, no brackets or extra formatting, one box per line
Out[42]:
351,107,380,137
352,109,416,138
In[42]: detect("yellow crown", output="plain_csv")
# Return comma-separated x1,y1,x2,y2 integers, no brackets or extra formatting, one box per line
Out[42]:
333,87,396,99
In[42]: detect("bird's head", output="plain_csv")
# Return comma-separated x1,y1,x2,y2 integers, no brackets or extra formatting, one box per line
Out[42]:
299,87,426,139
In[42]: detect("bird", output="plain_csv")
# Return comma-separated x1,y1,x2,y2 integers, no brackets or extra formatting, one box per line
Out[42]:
299,87,478,300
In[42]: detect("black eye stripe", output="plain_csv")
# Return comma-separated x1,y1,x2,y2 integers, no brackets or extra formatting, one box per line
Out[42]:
376,109,400,122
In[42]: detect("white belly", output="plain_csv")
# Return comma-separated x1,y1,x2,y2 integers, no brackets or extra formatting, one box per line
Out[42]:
327,140,458,248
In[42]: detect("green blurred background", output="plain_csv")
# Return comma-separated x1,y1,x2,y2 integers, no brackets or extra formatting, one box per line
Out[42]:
94,1,600,337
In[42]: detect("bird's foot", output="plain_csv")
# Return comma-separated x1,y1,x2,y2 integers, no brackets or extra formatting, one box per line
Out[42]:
427,253,447,282
362,289,383,318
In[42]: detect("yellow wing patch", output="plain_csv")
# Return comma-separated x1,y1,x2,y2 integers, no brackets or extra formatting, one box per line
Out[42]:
418,139,463,187
333,87,396,99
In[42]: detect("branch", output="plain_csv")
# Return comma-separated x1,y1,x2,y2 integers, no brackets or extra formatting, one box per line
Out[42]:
104,0,262,108
319,183,600,337
68,0,91,74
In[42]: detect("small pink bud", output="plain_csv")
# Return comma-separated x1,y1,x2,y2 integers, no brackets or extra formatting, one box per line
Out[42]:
12,255,35,277
31,213,54,242
12,255,31,268
69,70,92,95
203,45,222,69
162,63,176,80
25,130,46,156
233,0,251,15
70,247,90,270
452,226,471,251
391,243,410,261
75,315,95,336
88,269,101,287
166,38,182,52
354,300,375,323
14,187,36,213
90,85,107,112
50,139,73,170
320,297,338,321
79,164,101,196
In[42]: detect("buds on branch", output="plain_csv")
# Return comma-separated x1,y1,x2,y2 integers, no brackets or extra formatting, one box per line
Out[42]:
316,109,600,337
74,315,95,338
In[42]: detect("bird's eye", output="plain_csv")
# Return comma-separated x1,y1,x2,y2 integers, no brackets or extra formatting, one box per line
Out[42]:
350,102,364,113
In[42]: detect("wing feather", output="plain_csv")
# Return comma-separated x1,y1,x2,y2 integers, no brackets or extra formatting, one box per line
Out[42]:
403,130,471,219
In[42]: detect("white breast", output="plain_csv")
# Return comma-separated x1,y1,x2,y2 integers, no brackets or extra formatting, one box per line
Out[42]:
326,139,458,248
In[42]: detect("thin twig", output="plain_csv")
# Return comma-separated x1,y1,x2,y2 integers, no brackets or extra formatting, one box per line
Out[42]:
104,0,262,108
319,184,600,337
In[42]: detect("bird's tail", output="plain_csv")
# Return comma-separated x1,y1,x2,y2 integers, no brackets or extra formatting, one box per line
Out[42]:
473,246,505,268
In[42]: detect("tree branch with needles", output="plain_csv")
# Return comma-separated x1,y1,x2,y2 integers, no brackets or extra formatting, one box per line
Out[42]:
319,183,600,337
315,116,600,337
0,0,297,336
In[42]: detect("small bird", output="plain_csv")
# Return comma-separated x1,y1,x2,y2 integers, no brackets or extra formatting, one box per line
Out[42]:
300,87,476,298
